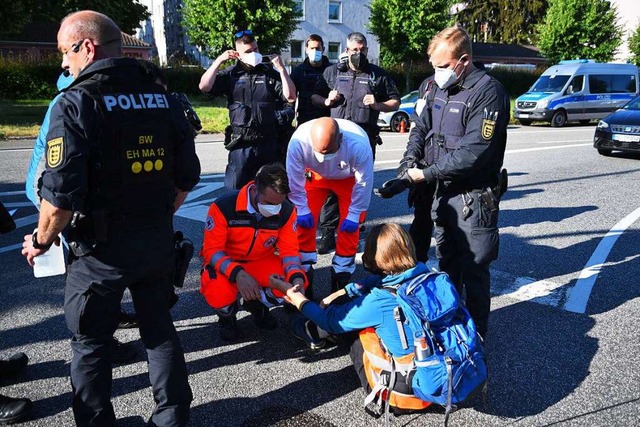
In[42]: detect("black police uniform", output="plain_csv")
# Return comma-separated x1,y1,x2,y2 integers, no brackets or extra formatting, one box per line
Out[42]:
208,61,286,190
405,68,509,337
290,56,331,125
41,58,199,426
402,77,437,263
315,62,400,236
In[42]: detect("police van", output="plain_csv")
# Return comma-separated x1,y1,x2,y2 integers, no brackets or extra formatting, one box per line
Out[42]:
513,60,639,127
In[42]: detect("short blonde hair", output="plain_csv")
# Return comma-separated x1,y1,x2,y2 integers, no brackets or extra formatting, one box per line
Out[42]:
362,223,416,275
427,24,472,59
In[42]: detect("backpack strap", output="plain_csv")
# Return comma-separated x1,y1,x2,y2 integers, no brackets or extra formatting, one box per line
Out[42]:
393,306,409,350
444,356,454,427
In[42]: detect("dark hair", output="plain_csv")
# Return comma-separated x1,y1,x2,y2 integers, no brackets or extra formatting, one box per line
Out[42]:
362,224,416,275
138,59,167,86
306,34,324,49
347,32,367,47
255,163,290,195
234,29,255,44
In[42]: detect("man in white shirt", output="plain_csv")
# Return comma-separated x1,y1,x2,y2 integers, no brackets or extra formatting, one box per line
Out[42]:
286,117,373,295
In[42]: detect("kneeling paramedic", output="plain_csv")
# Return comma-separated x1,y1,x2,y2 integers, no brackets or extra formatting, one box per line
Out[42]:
200,164,308,341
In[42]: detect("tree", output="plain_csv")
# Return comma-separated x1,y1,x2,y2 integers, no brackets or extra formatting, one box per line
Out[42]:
0,0,149,37
456,0,501,43
537,0,623,64
629,22,640,66
182,0,301,56
494,0,547,44
368,0,452,89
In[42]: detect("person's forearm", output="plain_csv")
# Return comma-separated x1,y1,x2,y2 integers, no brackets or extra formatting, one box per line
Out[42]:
279,69,296,102
286,288,309,310
174,190,189,212
374,99,400,112
311,94,328,108
37,199,73,245
199,63,220,93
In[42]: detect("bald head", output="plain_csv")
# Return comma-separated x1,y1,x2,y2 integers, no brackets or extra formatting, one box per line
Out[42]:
310,118,340,154
59,10,122,57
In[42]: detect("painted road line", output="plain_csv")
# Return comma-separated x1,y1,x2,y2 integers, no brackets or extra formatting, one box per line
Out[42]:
505,143,592,154
537,139,592,144
564,205,640,313
0,243,22,254
0,191,26,196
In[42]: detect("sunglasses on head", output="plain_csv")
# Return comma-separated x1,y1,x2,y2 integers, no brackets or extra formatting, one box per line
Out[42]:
234,29,253,39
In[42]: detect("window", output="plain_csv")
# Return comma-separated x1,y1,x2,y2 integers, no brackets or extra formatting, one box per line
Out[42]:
328,1,342,23
328,42,341,61
566,75,584,94
293,0,304,20
589,74,636,94
290,40,304,60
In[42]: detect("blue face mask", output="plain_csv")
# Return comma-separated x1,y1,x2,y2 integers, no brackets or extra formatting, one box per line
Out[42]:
307,49,322,64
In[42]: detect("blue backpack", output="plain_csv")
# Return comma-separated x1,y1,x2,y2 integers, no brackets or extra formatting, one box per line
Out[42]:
393,271,487,424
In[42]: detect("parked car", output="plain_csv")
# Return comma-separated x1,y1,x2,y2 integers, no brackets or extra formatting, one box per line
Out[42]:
514,60,639,127
593,95,640,156
377,90,418,132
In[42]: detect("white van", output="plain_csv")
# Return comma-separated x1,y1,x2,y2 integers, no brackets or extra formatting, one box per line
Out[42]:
513,60,639,127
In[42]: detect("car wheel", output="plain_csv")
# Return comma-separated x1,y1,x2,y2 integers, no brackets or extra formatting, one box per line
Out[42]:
551,110,567,127
579,119,591,125
390,113,409,133
518,119,533,126
597,148,612,156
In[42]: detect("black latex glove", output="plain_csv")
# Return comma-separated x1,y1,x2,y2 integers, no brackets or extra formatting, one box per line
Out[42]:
396,156,417,176
374,169,414,199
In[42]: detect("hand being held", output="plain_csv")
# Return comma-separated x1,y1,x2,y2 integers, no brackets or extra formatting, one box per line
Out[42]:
236,270,261,301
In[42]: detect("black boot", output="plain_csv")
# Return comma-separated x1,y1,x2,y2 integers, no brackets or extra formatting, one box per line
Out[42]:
243,300,277,330
0,353,28,378
117,310,138,329
317,228,336,255
330,269,351,293
0,394,32,425
218,314,239,342
111,338,137,365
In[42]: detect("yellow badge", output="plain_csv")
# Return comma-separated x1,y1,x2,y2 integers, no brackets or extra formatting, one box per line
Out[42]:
481,119,496,140
47,137,64,168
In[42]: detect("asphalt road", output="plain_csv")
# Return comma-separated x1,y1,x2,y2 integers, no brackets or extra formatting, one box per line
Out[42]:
1,124,639,426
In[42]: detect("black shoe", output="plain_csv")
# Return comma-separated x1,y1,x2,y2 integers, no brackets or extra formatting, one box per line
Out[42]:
117,311,138,329
0,353,28,378
243,300,278,330
0,394,32,425
317,229,336,255
218,315,239,342
330,269,351,293
290,316,325,351
111,338,137,365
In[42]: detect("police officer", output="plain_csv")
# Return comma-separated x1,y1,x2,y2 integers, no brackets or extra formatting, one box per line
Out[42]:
376,25,509,339
21,11,198,425
290,34,331,126
311,32,400,254
199,30,296,191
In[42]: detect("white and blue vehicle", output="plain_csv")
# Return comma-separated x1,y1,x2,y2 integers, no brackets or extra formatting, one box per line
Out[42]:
513,60,639,127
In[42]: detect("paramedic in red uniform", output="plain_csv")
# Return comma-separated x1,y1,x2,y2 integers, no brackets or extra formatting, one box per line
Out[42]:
200,164,307,341
286,117,373,295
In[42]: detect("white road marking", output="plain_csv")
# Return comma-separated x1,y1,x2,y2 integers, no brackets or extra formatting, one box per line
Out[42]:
0,191,26,196
0,243,23,254
505,143,592,154
564,205,640,313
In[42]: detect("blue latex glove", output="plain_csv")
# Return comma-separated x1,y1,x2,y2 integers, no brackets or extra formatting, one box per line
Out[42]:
340,219,359,233
297,213,314,229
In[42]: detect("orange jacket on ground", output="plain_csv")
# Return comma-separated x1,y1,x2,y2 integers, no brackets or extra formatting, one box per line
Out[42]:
200,181,306,285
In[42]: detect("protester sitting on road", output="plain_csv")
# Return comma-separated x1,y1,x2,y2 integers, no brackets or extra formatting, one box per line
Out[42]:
269,223,432,414
200,163,308,342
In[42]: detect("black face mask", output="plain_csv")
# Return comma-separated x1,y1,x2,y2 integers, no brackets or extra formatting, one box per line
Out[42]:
349,52,367,70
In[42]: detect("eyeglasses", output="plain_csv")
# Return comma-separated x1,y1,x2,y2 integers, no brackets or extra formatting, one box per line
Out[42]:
347,47,367,54
234,29,253,39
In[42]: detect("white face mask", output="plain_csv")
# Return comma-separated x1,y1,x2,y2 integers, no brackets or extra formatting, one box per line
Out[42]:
242,51,263,67
313,151,338,163
307,49,322,63
433,56,466,90
258,202,281,217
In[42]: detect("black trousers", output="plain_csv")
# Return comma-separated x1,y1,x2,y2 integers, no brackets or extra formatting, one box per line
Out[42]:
224,138,279,191
431,189,499,337
408,182,437,263
64,231,192,426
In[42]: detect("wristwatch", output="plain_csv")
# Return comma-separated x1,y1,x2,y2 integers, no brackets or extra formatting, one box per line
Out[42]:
32,231,52,250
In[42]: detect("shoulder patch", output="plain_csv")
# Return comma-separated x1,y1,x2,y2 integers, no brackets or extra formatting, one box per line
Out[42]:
46,137,64,168
481,119,496,140
205,216,214,231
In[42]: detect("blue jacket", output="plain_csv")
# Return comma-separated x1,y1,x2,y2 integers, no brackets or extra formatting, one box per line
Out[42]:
25,72,74,207
301,262,430,356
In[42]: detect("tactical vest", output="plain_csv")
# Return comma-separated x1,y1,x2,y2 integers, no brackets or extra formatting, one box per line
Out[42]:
70,66,179,244
227,65,279,138
295,61,329,124
330,67,379,132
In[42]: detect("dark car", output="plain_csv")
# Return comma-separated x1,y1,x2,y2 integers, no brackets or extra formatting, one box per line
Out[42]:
594,95,640,156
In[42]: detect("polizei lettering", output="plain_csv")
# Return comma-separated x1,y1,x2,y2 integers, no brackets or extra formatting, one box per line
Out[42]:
103,93,170,111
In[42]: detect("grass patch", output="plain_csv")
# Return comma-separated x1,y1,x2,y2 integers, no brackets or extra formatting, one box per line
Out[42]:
0,96,230,139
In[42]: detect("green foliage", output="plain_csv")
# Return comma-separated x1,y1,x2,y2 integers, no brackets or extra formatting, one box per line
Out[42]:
486,67,544,98
164,66,206,95
457,0,547,44
182,0,301,57
368,0,452,65
0,57,61,100
538,0,623,64
0,1,39,38
629,23,640,66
